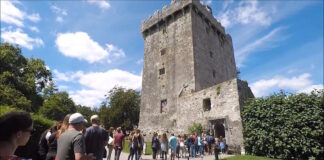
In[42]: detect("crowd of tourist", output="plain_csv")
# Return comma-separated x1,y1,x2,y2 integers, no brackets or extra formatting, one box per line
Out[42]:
0,111,227,160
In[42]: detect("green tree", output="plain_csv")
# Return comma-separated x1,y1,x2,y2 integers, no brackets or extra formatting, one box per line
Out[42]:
39,92,76,121
101,86,140,131
0,43,51,112
76,104,97,121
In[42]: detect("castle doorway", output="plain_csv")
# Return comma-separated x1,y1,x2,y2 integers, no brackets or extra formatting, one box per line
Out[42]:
209,119,226,138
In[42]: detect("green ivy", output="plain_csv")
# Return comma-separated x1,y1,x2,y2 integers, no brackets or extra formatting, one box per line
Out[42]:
242,90,323,159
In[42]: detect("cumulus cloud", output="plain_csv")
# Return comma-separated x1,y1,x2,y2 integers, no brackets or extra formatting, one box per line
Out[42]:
53,69,142,107
87,0,110,9
1,28,44,50
250,73,323,97
55,32,125,64
0,1,41,27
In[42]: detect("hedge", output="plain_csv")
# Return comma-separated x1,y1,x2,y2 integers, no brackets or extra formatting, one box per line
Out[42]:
0,106,54,159
242,90,323,159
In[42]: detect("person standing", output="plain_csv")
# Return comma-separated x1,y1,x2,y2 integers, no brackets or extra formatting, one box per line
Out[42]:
113,127,124,160
197,134,203,157
0,112,34,160
160,133,168,160
107,127,114,160
151,132,160,159
169,133,177,160
56,113,94,160
84,115,108,160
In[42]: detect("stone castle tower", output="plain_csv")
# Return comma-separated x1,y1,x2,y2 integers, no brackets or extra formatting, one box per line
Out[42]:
139,0,253,152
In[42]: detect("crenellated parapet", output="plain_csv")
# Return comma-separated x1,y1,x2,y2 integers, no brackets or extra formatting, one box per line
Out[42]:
141,0,226,38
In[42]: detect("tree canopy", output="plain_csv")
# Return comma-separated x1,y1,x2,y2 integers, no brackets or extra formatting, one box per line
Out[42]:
100,86,140,131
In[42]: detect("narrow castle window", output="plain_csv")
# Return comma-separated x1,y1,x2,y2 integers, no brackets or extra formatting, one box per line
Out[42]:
203,98,211,111
163,27,167,34
210,51,213,58
161,99,167,113
161,48,166,55
213,70,216,78
159,68,165,75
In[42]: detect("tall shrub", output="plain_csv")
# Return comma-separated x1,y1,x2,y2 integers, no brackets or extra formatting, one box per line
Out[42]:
242,90,323,159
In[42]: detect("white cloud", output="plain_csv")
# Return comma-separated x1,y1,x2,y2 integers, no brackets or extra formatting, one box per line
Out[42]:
250,73,323,97
51,5,68,16
0,1,41,27
51,5,67,23
1,28,44,50
54,69,142,107
1,1,25,27
87,0,110,9
105,44,126,63
55,32,125,63
56,16,63,23
216,1,273,28
29,26,39,32
27,13,41,22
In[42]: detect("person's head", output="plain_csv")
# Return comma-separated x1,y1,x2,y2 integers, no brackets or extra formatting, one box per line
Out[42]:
59,114,71,133
153,132,158,137
162,133,168,142
171,133,174,136
69,113,87,131
116,127,122,133
90,115,99,125
109,127,114,132
0,112,33,146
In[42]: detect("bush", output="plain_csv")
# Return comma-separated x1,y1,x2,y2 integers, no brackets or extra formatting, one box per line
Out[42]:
188,122,204,135
0,106,54,159
242,90,324,159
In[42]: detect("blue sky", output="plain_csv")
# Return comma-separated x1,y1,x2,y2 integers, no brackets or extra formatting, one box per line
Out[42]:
1,0,323,108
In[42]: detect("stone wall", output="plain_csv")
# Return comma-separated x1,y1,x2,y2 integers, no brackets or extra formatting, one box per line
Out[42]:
139,2,195,133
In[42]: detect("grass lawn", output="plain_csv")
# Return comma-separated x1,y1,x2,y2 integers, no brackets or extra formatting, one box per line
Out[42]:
122,140,152,155
223,155,277,160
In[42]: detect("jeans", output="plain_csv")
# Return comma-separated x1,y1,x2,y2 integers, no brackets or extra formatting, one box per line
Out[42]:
161,151,167,160
190,144,196,157
114,147,122,160
107,145,113,160
198,145,203,156
128,147,138,160
152,148,157,159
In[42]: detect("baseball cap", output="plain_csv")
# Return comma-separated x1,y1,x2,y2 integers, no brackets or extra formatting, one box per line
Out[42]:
90,115,99,121
69,113,87,124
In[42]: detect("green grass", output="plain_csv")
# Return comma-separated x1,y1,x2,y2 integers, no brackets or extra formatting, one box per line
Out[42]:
122,140,152,155
223,155,277,160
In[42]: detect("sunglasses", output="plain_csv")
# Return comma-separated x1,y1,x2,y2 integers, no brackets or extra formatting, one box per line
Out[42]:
24,128,35,135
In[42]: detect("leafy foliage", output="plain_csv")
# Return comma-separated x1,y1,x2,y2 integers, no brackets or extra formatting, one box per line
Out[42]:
0,43,51,112
100,86,140,131
188,122,204,135
242,90,324,159
39,92,76,121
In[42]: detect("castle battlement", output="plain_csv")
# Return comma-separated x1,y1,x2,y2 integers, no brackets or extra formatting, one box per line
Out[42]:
141,0,225,36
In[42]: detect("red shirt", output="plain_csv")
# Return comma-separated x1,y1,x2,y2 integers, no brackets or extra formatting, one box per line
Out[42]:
114,132,124,148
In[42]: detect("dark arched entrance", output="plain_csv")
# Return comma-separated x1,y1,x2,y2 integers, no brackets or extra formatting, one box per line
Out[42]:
209,119,226,138
214,122,225,138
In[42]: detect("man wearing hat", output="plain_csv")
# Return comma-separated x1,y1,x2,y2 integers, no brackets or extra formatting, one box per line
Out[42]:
57,113,94,160
84,115,108,160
